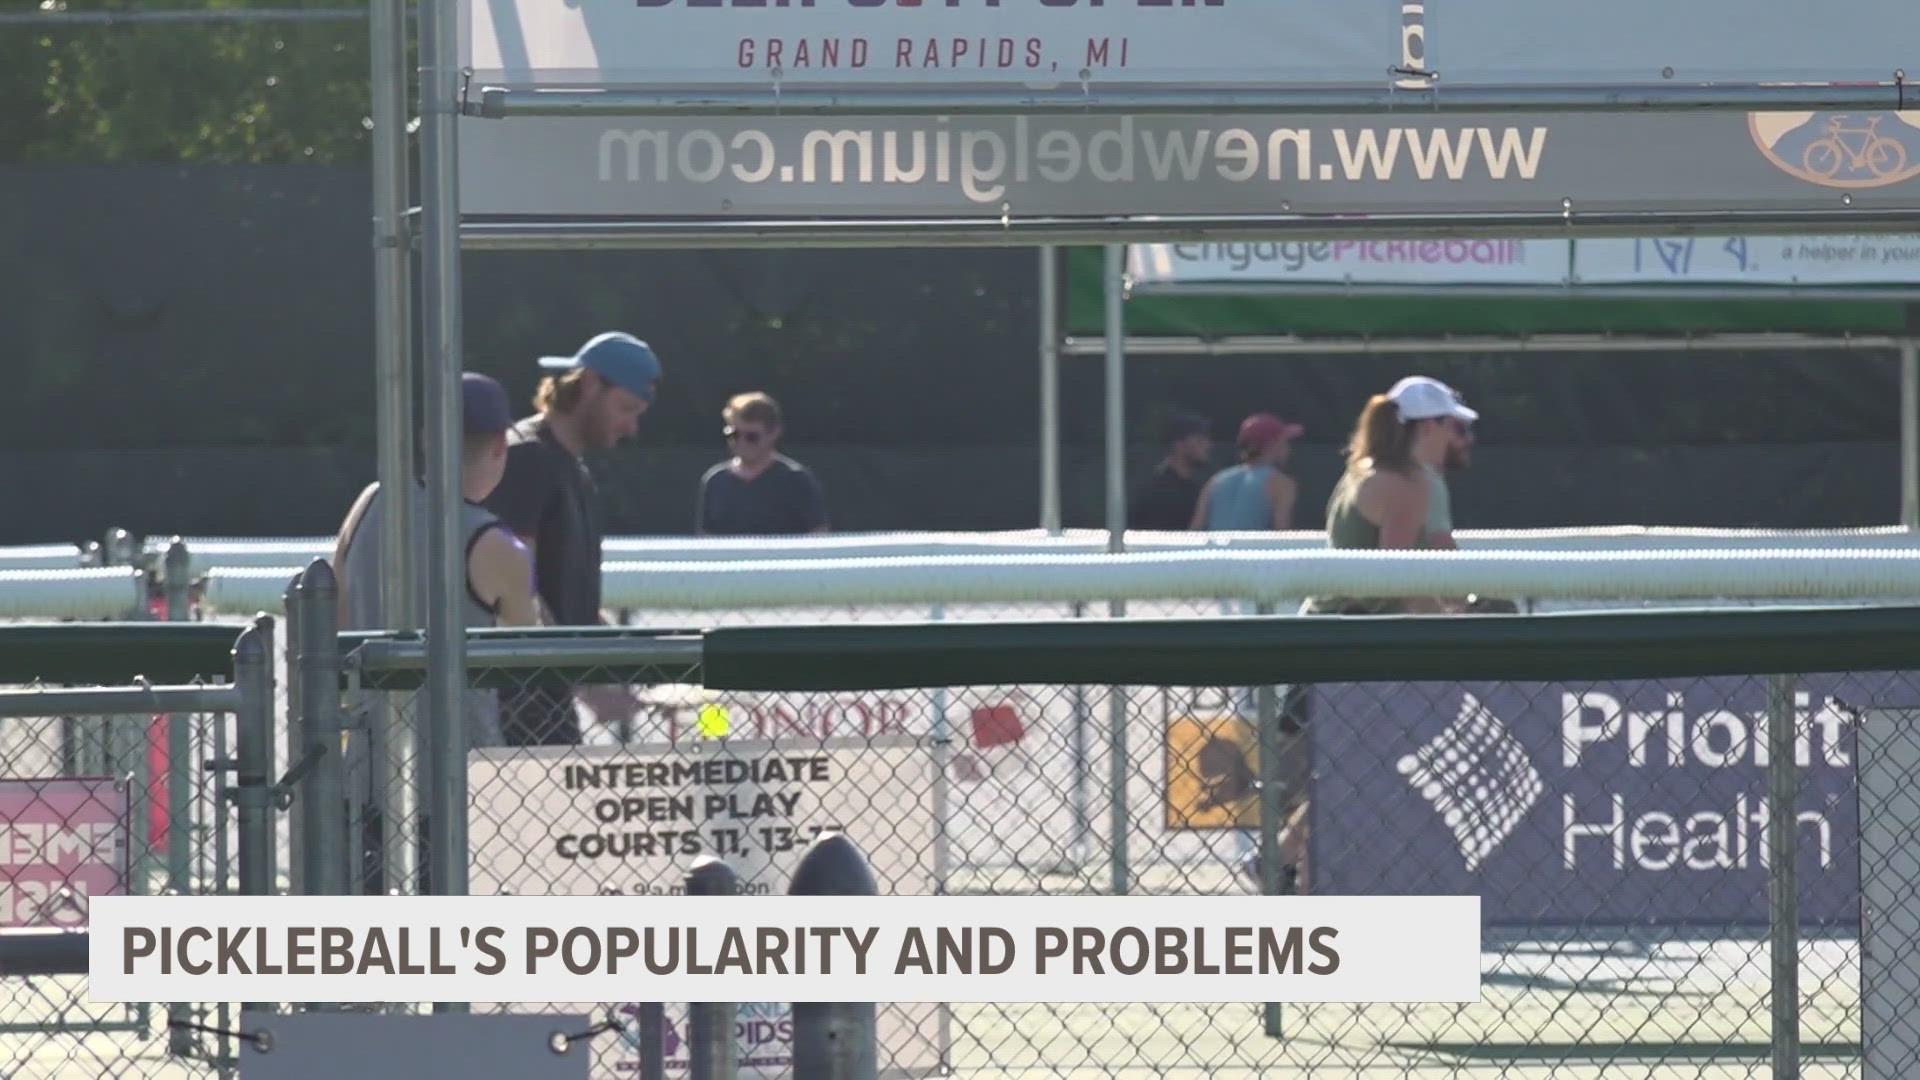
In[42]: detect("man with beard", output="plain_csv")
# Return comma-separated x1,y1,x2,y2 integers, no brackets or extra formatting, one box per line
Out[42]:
1128,412,1213,532
484,331,662,746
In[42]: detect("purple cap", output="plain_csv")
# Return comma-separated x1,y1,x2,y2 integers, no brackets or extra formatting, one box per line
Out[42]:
462,372,514,436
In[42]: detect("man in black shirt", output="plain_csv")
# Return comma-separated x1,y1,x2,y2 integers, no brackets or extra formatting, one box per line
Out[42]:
696,391,829,536
1129,412,1214,531
483,331,662,745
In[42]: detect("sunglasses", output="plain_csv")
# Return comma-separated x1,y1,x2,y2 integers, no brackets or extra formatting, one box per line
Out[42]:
724,427,765,445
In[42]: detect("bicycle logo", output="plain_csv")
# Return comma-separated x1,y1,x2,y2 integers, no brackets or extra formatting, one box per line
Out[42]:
1750,110,1920,189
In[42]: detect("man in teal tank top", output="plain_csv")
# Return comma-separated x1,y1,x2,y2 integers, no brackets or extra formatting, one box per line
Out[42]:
1191,413,1303,532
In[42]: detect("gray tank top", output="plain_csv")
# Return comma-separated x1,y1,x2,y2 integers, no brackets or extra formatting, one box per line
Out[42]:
338,481,510,747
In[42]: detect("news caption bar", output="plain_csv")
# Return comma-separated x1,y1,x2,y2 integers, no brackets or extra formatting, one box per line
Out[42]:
88,895,1481,1004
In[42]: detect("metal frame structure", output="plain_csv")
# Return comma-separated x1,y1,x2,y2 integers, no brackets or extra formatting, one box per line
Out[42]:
375,0,1920,938
1043,264,1920,541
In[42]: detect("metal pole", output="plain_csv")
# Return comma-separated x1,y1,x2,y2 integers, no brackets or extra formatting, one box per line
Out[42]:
298,563,346,899
790,834,879,1080
418,0,472,980
1101,244,1130,897
1039,245,1062,536
0,8,378,25
1901,339,1918,530
371,0,418,914
234,617,277,902
634,1004,667,1080
163,538,195,1053
473,80,1916,118
282,571,308,898
1103,244,1127,554
1068,604,1090,867
234,615,278,1021
0,930,89,976
0,687,241,717
1768,671,1800,1080
1059,332,1916,357
686,856,739,1080
457,208,1920,251
1254,601,1285,1039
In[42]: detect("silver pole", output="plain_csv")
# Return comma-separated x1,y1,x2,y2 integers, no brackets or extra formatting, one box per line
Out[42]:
1039,246,1062,536
1902,339,1918,530
0,686,241,718
1126,281,1920,303
233,618,278,902
417,0,471,955
371,0,417,906
457,209,1920,252
0,7,376,24
234,616,277,1017
1102,244,1130,897
1060,332,1914,357
472,81,1914,118
1103,245,1126,553
1767,671,1800,1080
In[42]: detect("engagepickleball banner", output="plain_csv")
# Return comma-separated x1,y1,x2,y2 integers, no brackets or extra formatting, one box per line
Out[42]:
1126,235,1920,291
1307,677,1864,927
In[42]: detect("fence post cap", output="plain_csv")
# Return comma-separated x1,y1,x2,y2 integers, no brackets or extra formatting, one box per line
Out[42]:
787,832,877,897
301,557,336,589
686,854,739,896
233,621,269,665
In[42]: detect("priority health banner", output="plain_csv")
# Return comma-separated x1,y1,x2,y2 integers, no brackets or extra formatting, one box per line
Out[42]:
1307,676,1865,928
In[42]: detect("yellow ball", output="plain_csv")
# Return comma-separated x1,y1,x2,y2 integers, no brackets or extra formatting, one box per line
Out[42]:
697,703,731,739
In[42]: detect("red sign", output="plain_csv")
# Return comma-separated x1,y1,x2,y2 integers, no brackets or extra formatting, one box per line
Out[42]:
0,777,129,928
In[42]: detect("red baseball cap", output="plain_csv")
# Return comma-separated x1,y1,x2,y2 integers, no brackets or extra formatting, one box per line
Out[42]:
1238,413,1304,449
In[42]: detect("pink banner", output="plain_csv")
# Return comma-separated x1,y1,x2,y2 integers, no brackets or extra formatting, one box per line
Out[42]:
0,777,129,929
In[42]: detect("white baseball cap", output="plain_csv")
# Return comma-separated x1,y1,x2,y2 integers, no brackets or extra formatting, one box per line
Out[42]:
1387,376,1479,424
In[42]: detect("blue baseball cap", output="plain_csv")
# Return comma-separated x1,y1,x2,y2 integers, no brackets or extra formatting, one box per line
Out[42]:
462,372,514,435
538,332,662,404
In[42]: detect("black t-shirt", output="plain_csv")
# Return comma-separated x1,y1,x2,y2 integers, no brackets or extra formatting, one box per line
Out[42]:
1130,461,1203,531
697,456,827,536
482,415,602,626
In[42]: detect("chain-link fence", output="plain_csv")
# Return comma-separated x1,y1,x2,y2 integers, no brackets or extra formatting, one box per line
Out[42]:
0,619,277,1080
6,558,1917,1078
287,584,1918,1080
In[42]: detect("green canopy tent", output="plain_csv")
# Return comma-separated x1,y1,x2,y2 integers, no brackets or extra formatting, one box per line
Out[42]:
1035,240,1920,540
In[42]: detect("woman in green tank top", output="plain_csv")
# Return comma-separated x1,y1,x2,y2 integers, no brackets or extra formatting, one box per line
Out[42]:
1304,376,1479,616
1259,378,1478,895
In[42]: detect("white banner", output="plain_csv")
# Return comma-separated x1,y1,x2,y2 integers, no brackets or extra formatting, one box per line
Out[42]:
458,0,1394,88
88,894,1485,1005
1127,240,1571,289
1573,235,1920,286
1128,236,1920,291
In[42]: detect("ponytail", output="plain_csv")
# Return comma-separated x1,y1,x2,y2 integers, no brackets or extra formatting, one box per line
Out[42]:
1346,394,1417,475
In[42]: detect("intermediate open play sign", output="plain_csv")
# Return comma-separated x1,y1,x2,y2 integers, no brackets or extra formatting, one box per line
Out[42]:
468,739,944,1079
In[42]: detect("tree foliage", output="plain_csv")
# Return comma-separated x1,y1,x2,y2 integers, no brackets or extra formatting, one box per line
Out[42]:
1,0,378,163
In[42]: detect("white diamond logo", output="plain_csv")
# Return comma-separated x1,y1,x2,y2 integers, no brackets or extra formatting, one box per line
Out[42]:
1396,691,1544,872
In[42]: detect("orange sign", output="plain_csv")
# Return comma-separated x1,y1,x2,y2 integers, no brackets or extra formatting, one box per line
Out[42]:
1164,715,1260,831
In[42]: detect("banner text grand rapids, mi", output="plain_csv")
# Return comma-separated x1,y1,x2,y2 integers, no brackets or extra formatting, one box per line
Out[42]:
463,0,1920,88
464,0,1399,88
